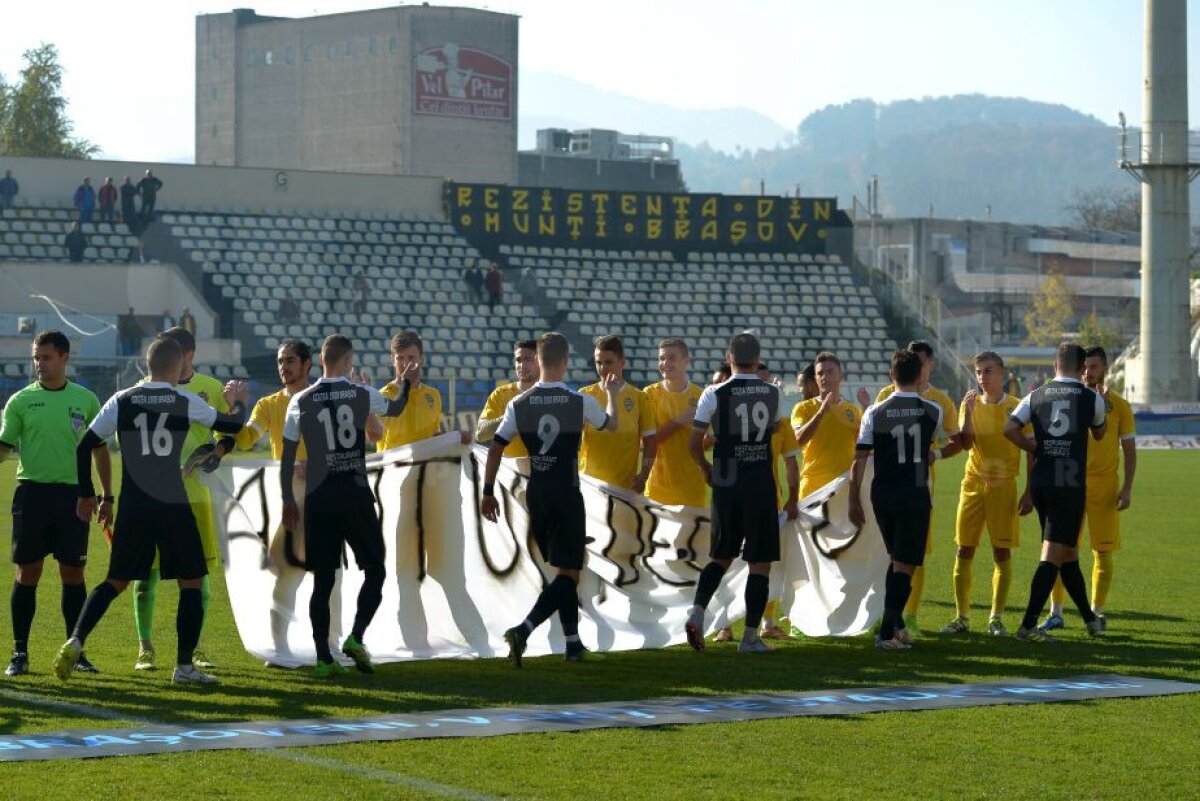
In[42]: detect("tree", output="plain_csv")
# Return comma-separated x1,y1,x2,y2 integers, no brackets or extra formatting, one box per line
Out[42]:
0,44,97,158
1024,271,1074,346
1075,311,1125,357
1064,186,1141,231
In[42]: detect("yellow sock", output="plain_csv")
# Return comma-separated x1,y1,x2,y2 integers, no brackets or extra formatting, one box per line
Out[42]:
763,599,779,628
1091,551,1114,611
991,559,1012,617
1050,576,1066,610
952,556,973,618
904,565,925,617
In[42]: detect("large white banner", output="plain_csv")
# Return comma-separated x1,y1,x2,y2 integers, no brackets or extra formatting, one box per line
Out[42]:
210,432,886,667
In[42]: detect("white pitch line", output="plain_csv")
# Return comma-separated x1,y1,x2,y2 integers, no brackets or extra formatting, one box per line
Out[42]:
0,687,504,801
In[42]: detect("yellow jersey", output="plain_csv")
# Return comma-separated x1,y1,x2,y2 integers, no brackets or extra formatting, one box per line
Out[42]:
377,381,442,451
772,422,801,510
145,372,229,463
479,382,528,457
1088,390,1135,476
876,383,959,447
236,387,306,460
578,382,655,488
961,394,1025,483
790,396,862,493
644,381,706,507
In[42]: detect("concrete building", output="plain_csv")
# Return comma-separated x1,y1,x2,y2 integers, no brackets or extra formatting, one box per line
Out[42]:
855,216,1141,365
196,5,518,183
517,128,686,192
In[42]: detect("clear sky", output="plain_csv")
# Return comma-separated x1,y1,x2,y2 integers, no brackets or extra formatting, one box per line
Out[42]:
1,0,1197,161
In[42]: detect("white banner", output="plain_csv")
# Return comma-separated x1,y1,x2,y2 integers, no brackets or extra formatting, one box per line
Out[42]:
211,432,886,667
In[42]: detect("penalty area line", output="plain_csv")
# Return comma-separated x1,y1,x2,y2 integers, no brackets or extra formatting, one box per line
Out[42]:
0,687,502,801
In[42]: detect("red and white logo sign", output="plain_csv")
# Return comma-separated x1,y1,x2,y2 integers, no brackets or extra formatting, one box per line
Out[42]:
414,44,512,121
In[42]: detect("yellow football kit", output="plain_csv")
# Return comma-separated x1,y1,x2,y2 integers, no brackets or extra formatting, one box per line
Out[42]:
478,382,528,457
955,394,1025,549
578,382,655,489
790,396,862,498
377,381,442,450
644,381,706,507
1083,390,1135,552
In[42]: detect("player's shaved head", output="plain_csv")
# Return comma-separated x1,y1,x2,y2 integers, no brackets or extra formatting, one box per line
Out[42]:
147,336,183,374
159,326,196,355
891,348,922,387
322,334,354,369
537,332,569,368
1085,346,1108,366
1056,342,1086,373
728,332,761,369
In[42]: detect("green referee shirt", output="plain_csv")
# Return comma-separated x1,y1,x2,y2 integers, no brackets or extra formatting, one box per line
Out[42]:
0,381,102,484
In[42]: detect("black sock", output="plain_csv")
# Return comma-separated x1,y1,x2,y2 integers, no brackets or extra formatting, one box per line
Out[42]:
557,576,580,640
310,569,336,663
523,575,573,632
11,582,36,653
743,574,770,632
693,562,727,610
73,582,120,645
351,565,385,642
1059,560,1097,624
61,583,86,639
176,588,203,666
1021,561,1061,630
880,570,912,641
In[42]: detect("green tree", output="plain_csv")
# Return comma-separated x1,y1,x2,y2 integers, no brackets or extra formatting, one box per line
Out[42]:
1024,271,1074,346
1075,311,1125,357
0,44,97,158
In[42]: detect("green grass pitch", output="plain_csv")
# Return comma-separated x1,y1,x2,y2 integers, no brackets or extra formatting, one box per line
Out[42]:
0,452,1197,800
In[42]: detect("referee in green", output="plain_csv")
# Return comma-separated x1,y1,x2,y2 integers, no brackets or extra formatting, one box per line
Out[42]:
0,331,112,676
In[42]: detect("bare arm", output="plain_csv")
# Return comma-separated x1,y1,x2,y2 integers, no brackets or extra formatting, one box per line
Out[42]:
1003,419,1036,454
1118,438,1137,510
92,445,114,526
958,391,977,451
365,413,384,444
479,440,506,522
848,451,869,528
632,433,656,493
783,453,799,520
689,427,712,486
1090,419,1108,441
794,394,835,447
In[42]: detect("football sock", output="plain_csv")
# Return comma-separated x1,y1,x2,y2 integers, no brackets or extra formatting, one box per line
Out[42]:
557,577,580,639
743,574,769,633
11,581,36,653
198,575,211,637
1049,576,1066,616
176,588,203,666
1021,561,1060,630
1091,550,1113,611
61,582,86,638
133,568,159,645
952,555,973,618
762,599,778,629
310,569,336,663
903,565,925,616
879,570,912,641
73,581,120,645
990,558,1012,618
1058,560,1096,624
351,564,385,642
523,575,574,632
693,562,727,610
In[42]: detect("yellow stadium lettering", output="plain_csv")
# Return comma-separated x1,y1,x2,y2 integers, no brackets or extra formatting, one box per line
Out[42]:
620,194,637,216
594,217,608,238
756,198,775,219
672,195,691,217
700,220,719,241
787,222,809,241
456,186,472,208
730,220,748,244
674,219,691,240
701,197,719,217
814,200,831,221
567,192,584,214
537,215,556,236
645,195,663,216
539,189,555,213
787,199,806,220
567,216,584,239
483,187,500,210
512,213,530,234
484,211,500,233
590,193,610,215
757,221,775,241
646,218,663,240
511,190,529,212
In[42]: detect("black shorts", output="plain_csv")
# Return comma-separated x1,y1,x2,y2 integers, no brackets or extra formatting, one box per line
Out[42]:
304,483,384,573
108,500,207,581
871,489,931,567
1032,485,1086,547
11,482,90,567
526,482,586,570
710,478,780,563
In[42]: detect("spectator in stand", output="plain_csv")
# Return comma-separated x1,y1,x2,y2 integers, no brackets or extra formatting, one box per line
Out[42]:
352,269,369,315
63,222,89,263
278,294,301,324
137,169,163,220
160,309,176,333
463,262,484,305
97,177,118,225
484,262,504,310
119,176,138,224
518,266,538,306
179,307,196,336
73,178,96,226
0,170,18,216
117,308,142,356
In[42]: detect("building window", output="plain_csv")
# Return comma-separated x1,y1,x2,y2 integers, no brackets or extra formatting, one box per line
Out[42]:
388,36,398,53
264,50,274,65
304,46,313,63
285,47,294,65
369,37,378,55
345,40,355,56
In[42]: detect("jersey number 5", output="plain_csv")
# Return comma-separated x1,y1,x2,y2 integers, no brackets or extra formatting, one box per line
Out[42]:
1047,400,1072,437
317,405,356,450
133,412,172,457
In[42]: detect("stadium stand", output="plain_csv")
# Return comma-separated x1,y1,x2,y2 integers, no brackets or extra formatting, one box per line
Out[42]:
0,205,143,262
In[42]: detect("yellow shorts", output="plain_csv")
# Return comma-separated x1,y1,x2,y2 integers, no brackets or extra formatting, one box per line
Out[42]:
955,476,1020,548
1082,472,1121,552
